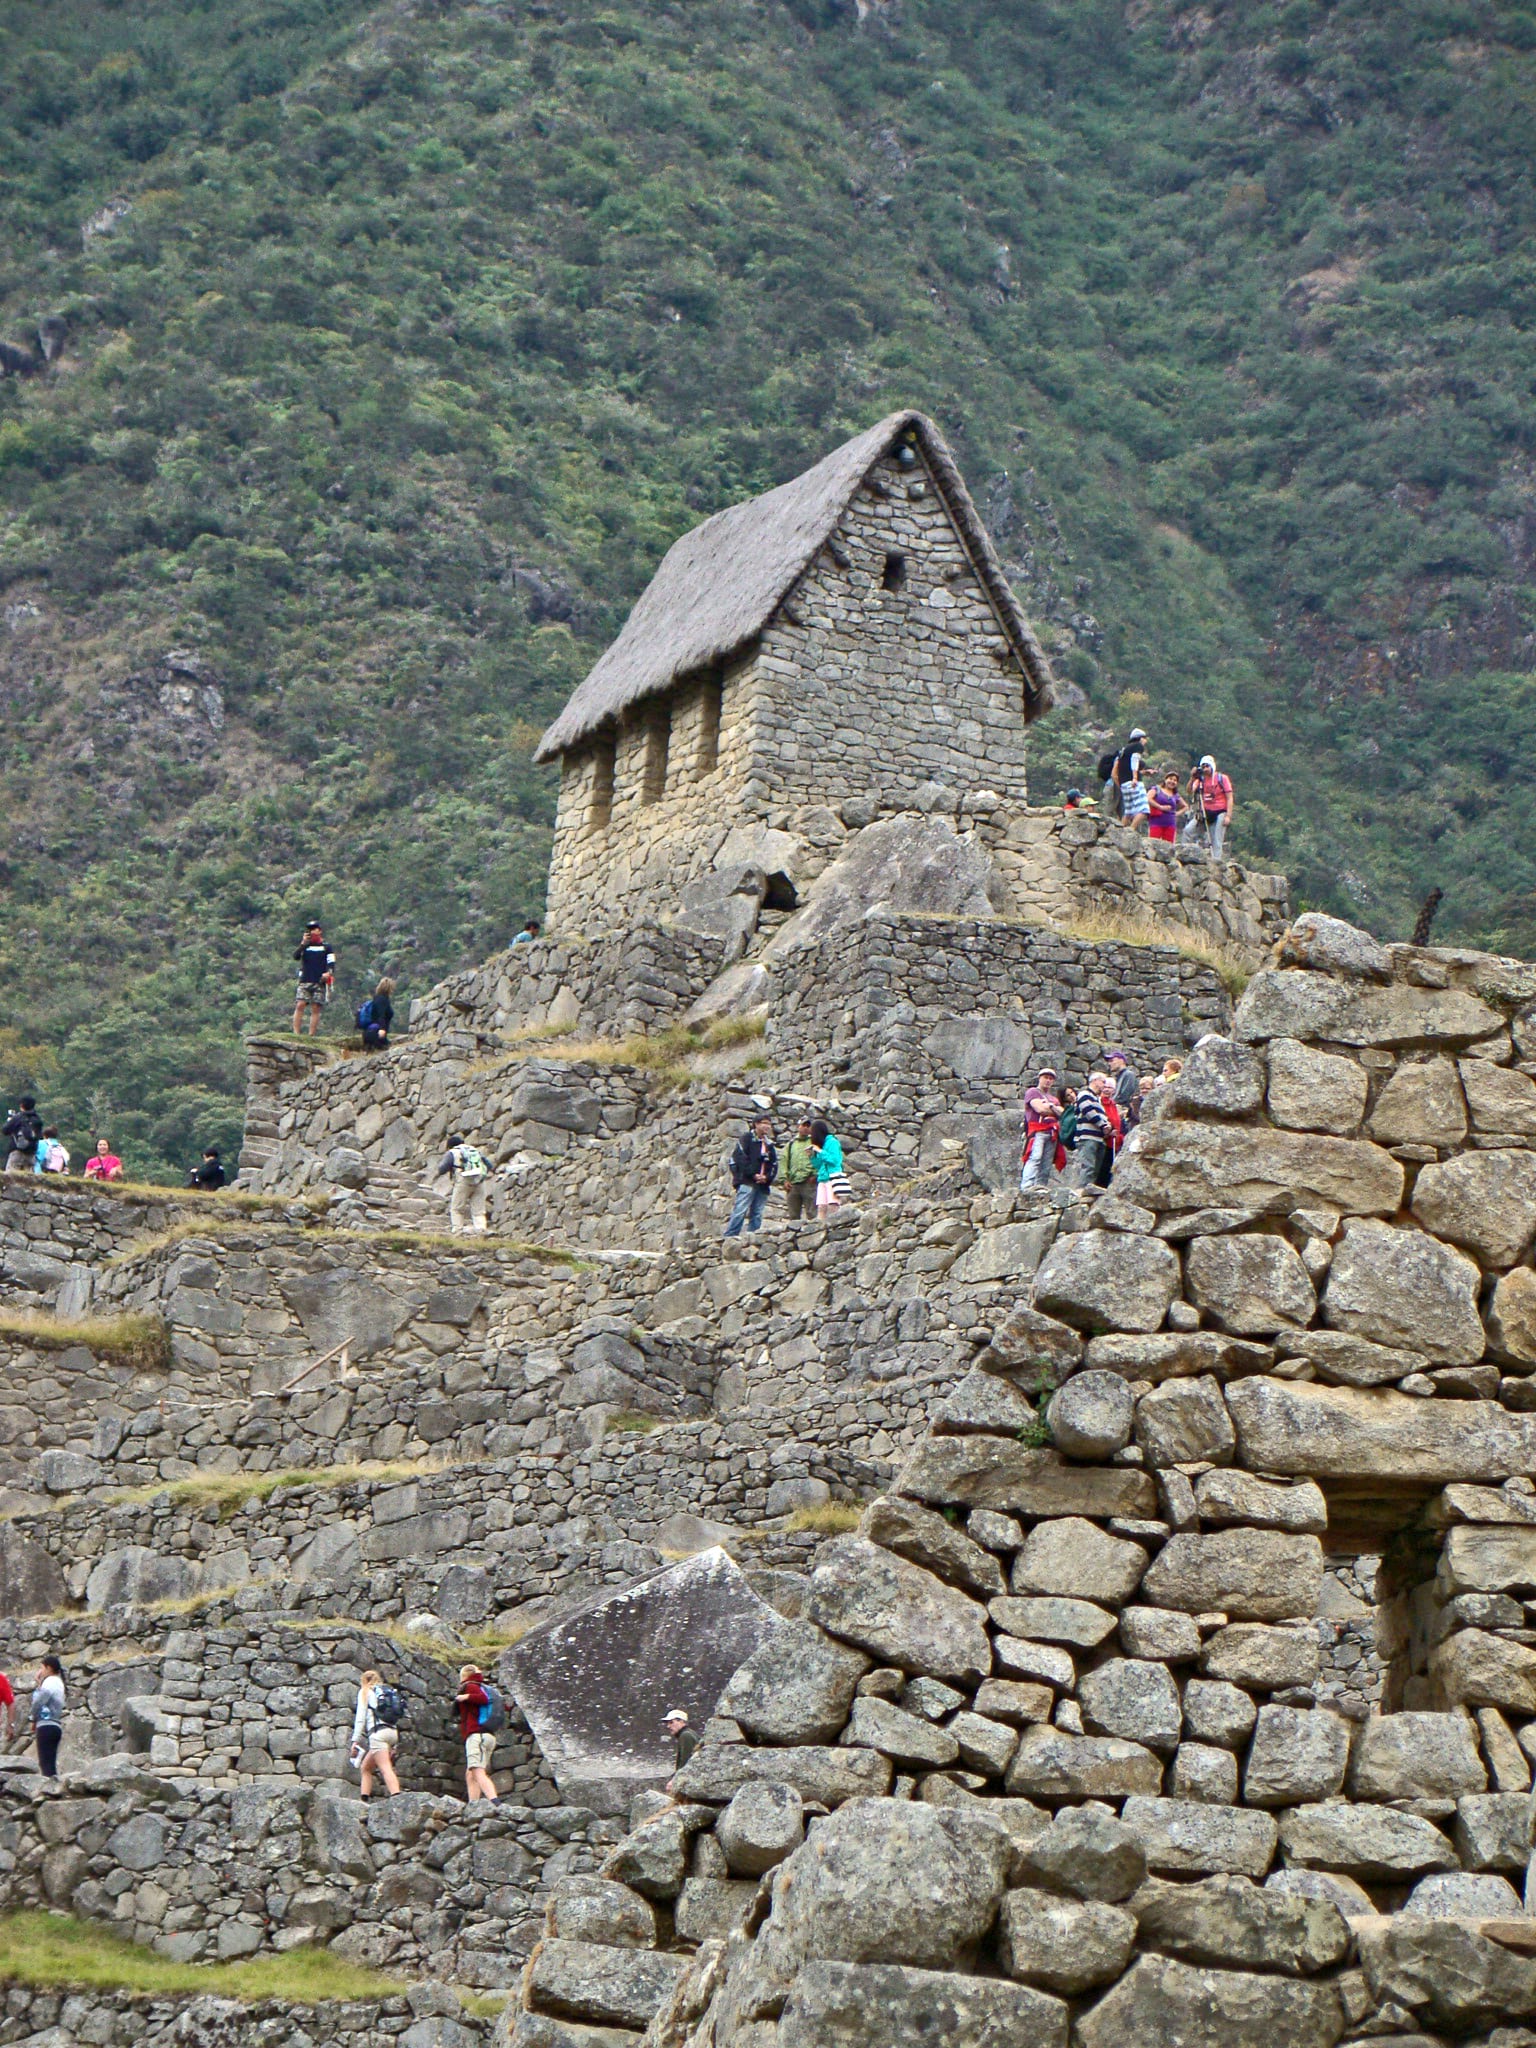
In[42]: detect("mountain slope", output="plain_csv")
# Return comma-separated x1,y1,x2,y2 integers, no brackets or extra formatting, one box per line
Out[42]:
1,0,1534,1175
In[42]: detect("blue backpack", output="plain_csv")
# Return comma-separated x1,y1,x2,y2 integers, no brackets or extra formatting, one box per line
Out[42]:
477,1685,508,1733
356,998,377,1031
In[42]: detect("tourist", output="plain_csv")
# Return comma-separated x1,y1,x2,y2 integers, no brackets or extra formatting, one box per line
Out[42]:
188,1147,226,1191
1102,728,1149,820
725,1114,778,1237
810,1119,849,1214
1094,1070,1125,1182
511,919,542,947
1058,1085,1081,1157
781,1117,818,1222
292,920,335,1036
436,1135,491,1235
1019,1069,1063,1192
33,1127,68,1174
0,1665,15,1742
1062,788,1086,812
357,976,396,1051
1147,771,1185,844
1107,1052,1139,1119
350,1668,402,1799
1068,1078,1114,1188
663,1707,698,1794
1160,1057,1184,1086
31,1656,64,1778
455,1665,500,1803
1119,756,1150,832
1185,754,1235,859
3,1098,41,1175
84,1139,124,1182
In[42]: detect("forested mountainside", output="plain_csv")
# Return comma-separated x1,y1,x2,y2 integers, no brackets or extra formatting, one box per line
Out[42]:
1,0,1534,1177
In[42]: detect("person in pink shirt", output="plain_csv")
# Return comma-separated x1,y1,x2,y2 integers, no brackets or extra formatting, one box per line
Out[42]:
84,1139,123,1182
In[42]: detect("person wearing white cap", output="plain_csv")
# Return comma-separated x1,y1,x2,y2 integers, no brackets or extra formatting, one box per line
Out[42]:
1185,754,1234,859
663,1706,697,1792
1102,727,1149,820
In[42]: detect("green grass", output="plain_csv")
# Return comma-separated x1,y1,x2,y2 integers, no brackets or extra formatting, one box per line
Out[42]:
782,1501,863,1536
0,1911,403,2001
0,1309,169,1370
100,1456,444,1518
1045,906,1259,1000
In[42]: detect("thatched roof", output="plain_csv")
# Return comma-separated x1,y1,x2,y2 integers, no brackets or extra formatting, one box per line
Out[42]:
535,409,1056,762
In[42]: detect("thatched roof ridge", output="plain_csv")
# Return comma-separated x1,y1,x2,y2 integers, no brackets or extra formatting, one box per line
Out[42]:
534,409,1055,762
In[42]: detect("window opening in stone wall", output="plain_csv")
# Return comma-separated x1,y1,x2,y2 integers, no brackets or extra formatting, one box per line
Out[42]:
641,701,670,804
589,736,615,833
696,668,724,775
881,551,907,591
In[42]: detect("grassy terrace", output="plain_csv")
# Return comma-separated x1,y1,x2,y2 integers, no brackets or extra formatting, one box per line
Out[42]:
0,1910,405,2002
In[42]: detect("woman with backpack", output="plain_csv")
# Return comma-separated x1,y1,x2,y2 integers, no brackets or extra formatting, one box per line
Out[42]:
809,1119,851,1216
357,977,396,1052
350,1668,402,1799
455,1664,501,1803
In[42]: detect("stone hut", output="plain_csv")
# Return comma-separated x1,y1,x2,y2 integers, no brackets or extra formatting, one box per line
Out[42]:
535,409,1056,939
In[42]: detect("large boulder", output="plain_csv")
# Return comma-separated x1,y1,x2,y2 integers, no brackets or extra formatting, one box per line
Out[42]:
1487,1265,1536,1364
0,1525,68,1615
1112,1122,1402,1217
1431,1629,1536,1715
777,1960,1068,2048
1321,1218,1484,1360
1132,1873,1349,1976
717,1780,805,1877
1440,1521,1536,1595
1193,1471,1328,1533
525,1941,686,2030
1047,1370,1133,1460
1241,1707,1349,1806
85,1546,191,1610
1462,1056,1536,1137
1010,1517,1147,1607
860,1496,1006,1598
764,815,1001,956
1277,1802,1457,1878
1141,1531,1323,1621
1265,1037,1368,1135
1411,1147,1536,1268
1354,1915,1536,2032
807,1535,992,1684
1005,1726,1163,1802
1273,913,1392,982
1118,1799,1278,1879
674,1742,891,1807
1015,1806,1147,1902
1227,1376,1536,1484
275,1266,414,1360
1184,1235,1316,1335
1077,1658,1182,1754
998,1889,1137,1995
1134,1376,1236,1467
1031,1233,1179,1334
1367,1057,1468,1147
896,1436,1157,1521
1233,968,1504,1047
1073,1953,1342,2048
1163,1037,1265,1119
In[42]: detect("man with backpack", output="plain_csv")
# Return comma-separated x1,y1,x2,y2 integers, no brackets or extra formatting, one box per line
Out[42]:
725,1114,778,1237
1185,754,1235,859
292,920,335,1036
435,1134,491,1235
1067,1074,1117,1188
455,1663,503,1802
3,1098,42,1175
1098,728,1149,821
350,1667,404,1799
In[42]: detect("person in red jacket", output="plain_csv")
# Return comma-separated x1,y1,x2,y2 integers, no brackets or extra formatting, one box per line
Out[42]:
1019,1069,1063,1191
455,1665,499,1803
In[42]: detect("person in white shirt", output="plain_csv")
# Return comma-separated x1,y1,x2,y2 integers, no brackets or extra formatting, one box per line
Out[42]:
31,1656,65,1778
349,1668,401,1798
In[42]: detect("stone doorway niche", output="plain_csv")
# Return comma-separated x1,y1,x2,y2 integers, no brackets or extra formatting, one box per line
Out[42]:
1315,1479,1445,1718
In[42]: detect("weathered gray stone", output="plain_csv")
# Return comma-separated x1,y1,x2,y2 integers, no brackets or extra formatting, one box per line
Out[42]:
1368,1057,1469,1146
672,1741,892,1807
1322,1218,1485,1361
989,1596,1117,1648
1169,1742,1238,1803
951,1219,1058,1286
841,1696,960,1770
1133,1873,1349,1977
1454,1792,1533,1871
1118,1799,1279,1879
1277,1802,1457,1878
932,1367,1037,1440
1134,1376,1236,1468
897,1435,1157,1520
546,1877,658,1948
979,1304,1084,1379
1164,1037,1266,1119
946,1710,1019,1778
717,1621,871,1746
1430,1628,1536,1715
1263,1866,1375,1918
1141,1531,1323,1621
1273,1328,1422,1386
1083,1330,1274,1384
1014,1805,1148,1902
1242,1707,1350,1806
602,1807,698,1902
526,1941,687,2029
85,1546,190,1611
1047,1370,1134,1461
1200,1624,1320,1693
1011,1517,1147,1607
716,1780,804,1877
808,1535,991,1684
1266,1037,1369,1135
1462,1056,1536,1136
1031,1232,1180,1334
989,1638,1076,1690
1274,913,1393,982
1488,1265,1536,1365
1118,1608,1202,1662
1227,1375,1536,1483
0,1524,68,1616
972,1678,1054,1726
1077,1658,1183,1755
1234,967,1504,1047
1005,1726,1162,1803
998,1888,1137,1995
1354,1914,1536,2031
672,1876,758,1944
1405,1869,1525,1917
1073,1953,1343,2048
1413,1147,1536,1269
1113,1120,1404,1219
1182,1679,1259,1748
859,1496,1005,1599
767,815,1001,954
1193,1470,1328,1532
1185,1235,1317,1336
777,1960,1068,2048
1347,1712,1487,1801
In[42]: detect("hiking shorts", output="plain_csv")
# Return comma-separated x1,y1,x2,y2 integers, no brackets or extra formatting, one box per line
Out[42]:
296,979,329,1004
465,1733,496,1770
364,1726,398,1756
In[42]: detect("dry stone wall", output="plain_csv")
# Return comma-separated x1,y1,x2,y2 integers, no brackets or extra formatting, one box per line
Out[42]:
0,1985,490,2047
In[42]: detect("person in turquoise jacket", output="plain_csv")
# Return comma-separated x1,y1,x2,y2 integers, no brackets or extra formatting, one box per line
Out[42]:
809,1119,848,1215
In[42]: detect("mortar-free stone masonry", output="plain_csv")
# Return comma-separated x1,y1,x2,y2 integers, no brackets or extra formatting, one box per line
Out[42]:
5,413,1536,2048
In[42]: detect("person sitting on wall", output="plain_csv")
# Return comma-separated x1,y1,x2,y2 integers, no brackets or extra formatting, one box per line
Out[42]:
84,1139,124,1181
725,1115,778,1237
357,977,396,1051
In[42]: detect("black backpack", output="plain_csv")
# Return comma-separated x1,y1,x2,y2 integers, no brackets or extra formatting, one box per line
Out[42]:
6,1111,40,1154
373,1684,407,1728
1096,750,1118,784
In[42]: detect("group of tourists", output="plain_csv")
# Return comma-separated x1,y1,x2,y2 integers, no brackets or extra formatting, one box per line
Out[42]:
292,918,398,1049
1095,729,1236,859
1019,1051,1182,1191
0,1098,224,1190
724,1113,849,1236
349,1664,507,1803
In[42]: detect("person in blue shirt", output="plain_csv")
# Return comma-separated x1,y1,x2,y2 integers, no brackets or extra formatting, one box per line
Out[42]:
810,1119,848,1215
